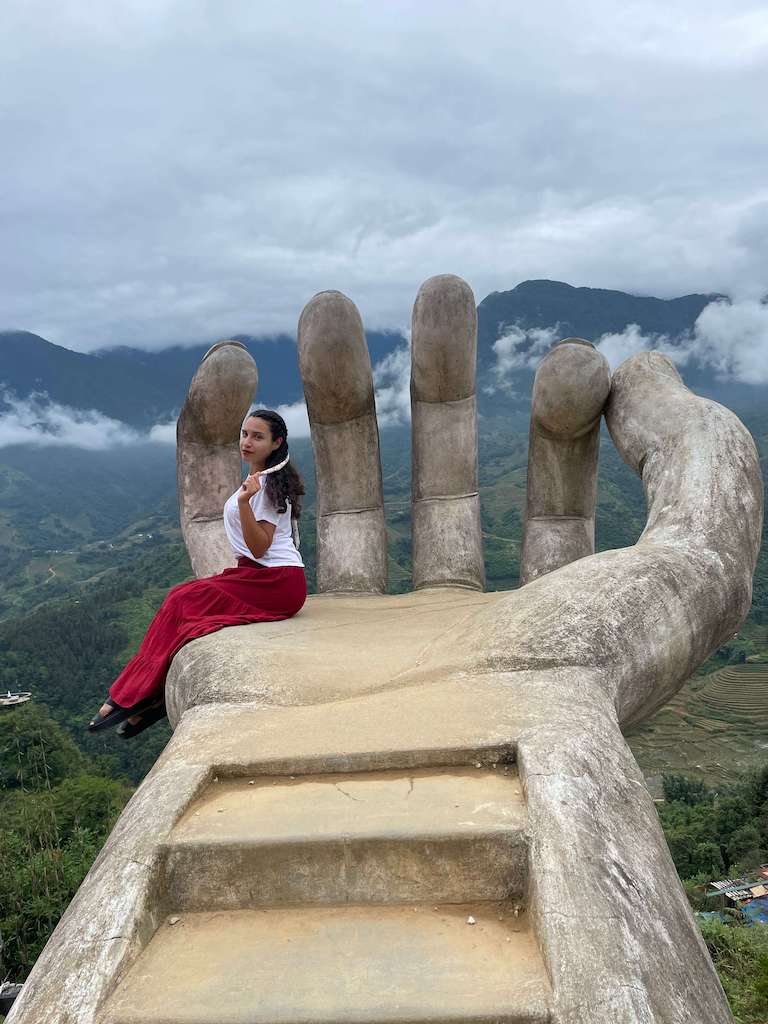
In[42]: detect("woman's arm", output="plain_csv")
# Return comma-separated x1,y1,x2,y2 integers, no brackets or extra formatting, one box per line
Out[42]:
237,494,276,559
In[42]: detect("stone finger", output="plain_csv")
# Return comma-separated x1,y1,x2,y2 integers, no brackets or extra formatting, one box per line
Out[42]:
411,274,484,591
298,290,387,593
520,339,610,585
177,340,258,578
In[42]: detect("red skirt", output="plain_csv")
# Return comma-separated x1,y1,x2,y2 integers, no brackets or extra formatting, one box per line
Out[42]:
109,558,307,708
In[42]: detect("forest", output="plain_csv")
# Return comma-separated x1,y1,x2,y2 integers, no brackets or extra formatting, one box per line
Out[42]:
658,771,768,1022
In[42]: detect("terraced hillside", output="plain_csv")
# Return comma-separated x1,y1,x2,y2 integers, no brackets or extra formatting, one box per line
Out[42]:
699,664,768,725
628,630,768,789
747,626,768,648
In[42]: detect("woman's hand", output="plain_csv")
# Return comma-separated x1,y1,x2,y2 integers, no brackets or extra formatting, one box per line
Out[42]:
238,473,262,501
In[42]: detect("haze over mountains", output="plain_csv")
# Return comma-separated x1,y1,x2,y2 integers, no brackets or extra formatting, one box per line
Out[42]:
2,279,766,448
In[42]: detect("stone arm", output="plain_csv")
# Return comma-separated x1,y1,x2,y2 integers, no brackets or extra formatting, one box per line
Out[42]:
443,347,762,727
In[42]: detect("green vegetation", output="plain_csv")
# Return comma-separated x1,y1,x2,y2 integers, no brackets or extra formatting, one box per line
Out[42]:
659,768,768,880
699,919,768,1024
658,768,768,1021
0,542,194,784
0,703,132,981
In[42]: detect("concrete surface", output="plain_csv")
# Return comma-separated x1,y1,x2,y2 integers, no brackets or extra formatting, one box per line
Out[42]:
411,275,484,591
161,768,527,909
298,291,387,593
7,691,536,1024
172,768,524,842
165,587,504,722
101,904,551,1024
520,339,610,585
176,341,258,578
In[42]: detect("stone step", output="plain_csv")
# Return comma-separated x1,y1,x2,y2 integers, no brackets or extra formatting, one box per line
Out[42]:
100,902,552,1024
161,768,527,909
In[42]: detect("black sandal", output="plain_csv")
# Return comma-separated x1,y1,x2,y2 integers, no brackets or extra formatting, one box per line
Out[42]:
117,701,168,739
87,695,157,733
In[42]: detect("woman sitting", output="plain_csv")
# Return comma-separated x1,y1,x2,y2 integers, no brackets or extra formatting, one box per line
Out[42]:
87,409,306,738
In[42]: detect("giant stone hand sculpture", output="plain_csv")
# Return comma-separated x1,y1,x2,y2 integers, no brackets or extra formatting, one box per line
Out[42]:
7,277,762,1024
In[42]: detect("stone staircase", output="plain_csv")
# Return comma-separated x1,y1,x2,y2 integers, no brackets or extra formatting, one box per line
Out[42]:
98,766,552,1024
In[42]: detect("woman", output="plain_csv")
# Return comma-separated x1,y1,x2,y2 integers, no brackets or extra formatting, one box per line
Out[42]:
87,409,306,738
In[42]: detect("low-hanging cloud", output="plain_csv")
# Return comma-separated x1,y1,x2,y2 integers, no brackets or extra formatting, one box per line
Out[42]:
255,344,415,438
487,297,768,387
691,298,768,385
245,352,413,442
593,299,768,382
485,325,561,393
0,391,147,449
372,341,412,427
0,391,190,449
594,324,692,371
270,400,311,440
0,344,415,450
146,419,177,444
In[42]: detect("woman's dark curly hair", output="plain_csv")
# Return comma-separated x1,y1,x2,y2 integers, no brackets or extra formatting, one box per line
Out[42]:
245,409,305,518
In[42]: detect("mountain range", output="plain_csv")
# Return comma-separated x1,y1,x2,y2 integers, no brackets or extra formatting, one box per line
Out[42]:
2,279,762,430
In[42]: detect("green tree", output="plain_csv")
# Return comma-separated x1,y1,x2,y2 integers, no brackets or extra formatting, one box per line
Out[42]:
714,797,751,851
662,772,712,806
0,706,132,981
0,704,83,791
727,825,765,876
692,841,724,877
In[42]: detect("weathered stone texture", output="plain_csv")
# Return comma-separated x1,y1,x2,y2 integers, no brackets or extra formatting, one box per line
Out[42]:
520,339,611,584
297,290,387,593
176,340,258,578
411,274,484,591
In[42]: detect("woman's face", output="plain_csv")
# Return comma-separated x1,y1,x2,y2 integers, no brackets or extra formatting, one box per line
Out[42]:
240,417,282,466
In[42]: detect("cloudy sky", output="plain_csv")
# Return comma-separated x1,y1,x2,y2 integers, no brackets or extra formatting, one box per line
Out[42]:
2,0,767,355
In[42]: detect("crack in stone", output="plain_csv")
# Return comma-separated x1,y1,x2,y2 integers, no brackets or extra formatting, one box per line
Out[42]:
540,908,622,924
523,769,589,781
333,783,361,802
559,981,652,1020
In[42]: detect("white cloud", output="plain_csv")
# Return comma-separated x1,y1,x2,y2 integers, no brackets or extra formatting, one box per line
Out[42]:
146,419,177,444
0,367,414,450
0,391,141,449
372,340,412,427
485,324,560,392
487,297,768,384
691,298,768,384
251,342,415,439
594,299,768,381
594,324,693,371
272,400,311,440
0,391,180,449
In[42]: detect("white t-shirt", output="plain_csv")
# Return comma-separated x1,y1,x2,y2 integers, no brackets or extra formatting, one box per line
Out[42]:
223,484,304,568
